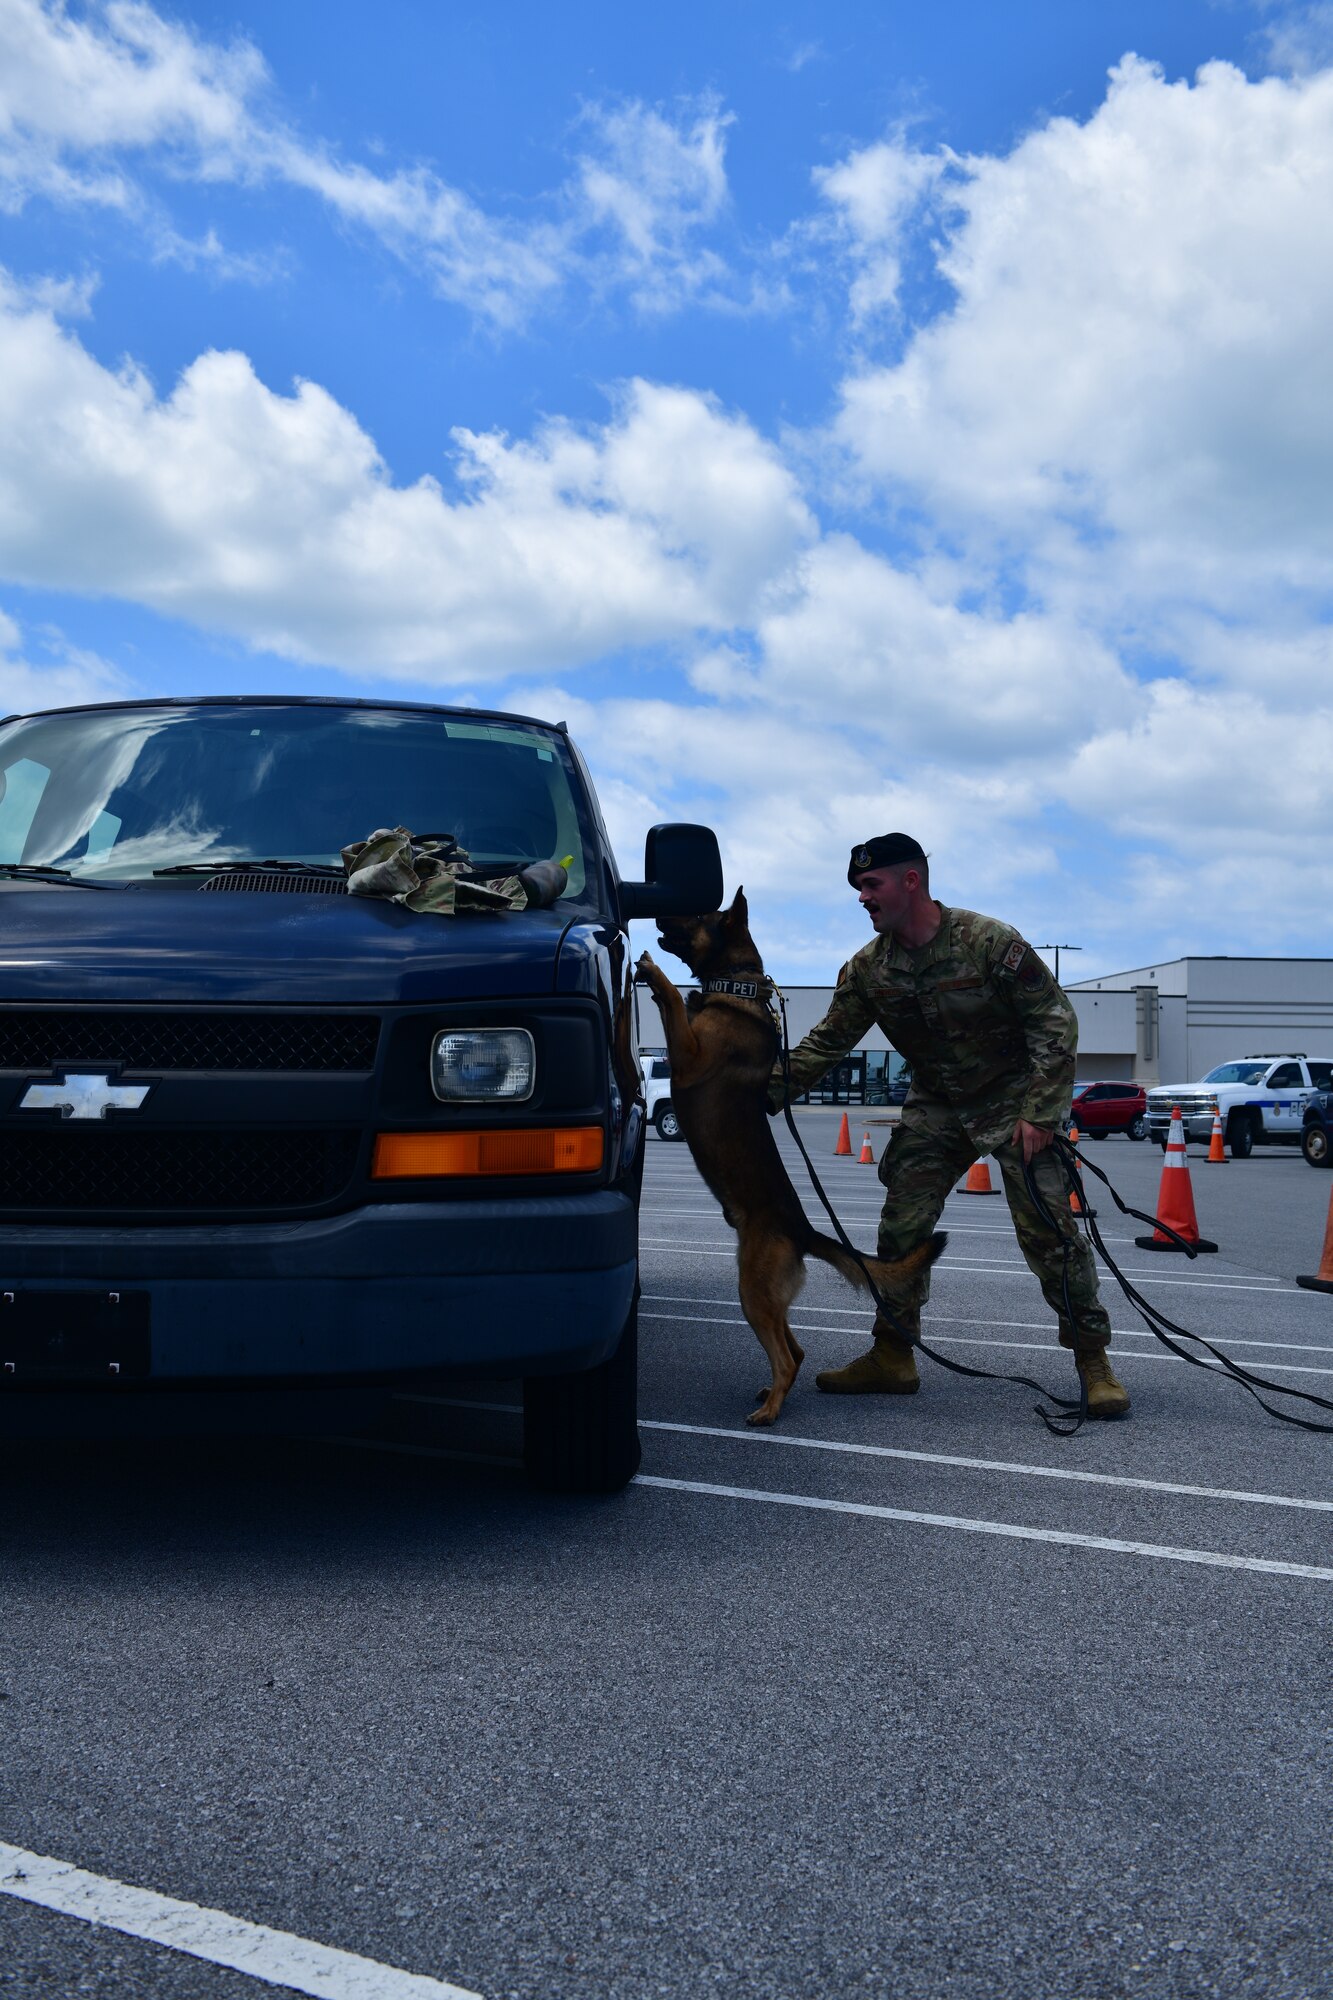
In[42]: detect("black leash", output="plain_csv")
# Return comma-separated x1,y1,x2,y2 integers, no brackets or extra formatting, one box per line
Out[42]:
1052,1136,1333,1435
773,990,1087,1435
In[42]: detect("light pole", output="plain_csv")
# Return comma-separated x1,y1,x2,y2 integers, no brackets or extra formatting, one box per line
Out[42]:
1036,943,1082,985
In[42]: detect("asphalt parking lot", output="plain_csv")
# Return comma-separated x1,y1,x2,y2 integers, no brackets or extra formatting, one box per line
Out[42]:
3,1115,1331,1999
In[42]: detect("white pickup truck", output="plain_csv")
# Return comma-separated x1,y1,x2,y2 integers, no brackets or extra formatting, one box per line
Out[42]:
1146,1054,1333,1157
639,1051,684,1141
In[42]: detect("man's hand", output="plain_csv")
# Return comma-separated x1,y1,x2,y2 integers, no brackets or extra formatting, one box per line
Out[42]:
1012,1118,1053,1165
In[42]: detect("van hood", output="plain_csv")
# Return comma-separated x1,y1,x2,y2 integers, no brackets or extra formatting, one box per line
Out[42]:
0,885,582,1005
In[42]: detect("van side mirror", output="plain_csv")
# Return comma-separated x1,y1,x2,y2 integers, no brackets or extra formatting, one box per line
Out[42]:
619,823,723,921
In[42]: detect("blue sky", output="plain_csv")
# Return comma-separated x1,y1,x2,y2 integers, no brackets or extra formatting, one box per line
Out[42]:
1,0,1331,980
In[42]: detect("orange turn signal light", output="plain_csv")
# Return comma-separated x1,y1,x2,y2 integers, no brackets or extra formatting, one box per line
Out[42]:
371,1126,604,1179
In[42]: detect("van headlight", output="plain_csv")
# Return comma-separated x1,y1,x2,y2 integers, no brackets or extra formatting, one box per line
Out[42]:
431,1029,535,1102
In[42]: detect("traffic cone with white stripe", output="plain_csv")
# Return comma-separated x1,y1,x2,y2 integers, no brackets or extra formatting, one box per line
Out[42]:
1206,1105,1228,1163
858,1131,875,1164
1296,1186,1333,1295
834,1112,852,1157
1134,1106,1218,1253
1064,1121,1095,1215
957,1157,1000,1194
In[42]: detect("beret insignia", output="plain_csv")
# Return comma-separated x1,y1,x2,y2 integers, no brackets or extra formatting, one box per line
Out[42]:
847,832,927,884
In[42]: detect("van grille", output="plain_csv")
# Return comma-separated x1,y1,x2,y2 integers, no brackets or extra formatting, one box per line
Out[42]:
0,1011,379,1073
0,1129,361,1213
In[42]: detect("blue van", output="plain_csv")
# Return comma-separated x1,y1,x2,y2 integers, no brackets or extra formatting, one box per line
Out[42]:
0,697,720,1491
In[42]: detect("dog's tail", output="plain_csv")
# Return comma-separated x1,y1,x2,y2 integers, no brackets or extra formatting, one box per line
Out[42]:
806,1227,948,1297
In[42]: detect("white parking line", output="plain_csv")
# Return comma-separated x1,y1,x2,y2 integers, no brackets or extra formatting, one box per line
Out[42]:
636,1312,1333,1376
638,1296,1333,1357
936,1252,1282,1284
0,1842,480,1999
637,1243,1304,1292
635,1476,1333,1582
637,1419,1333,1512
395,1398,1332,1515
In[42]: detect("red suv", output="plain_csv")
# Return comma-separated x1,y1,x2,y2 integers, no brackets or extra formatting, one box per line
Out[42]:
1068,1081,1148,1140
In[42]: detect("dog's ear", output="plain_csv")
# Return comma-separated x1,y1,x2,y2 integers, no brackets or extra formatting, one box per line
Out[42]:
726,885,749,928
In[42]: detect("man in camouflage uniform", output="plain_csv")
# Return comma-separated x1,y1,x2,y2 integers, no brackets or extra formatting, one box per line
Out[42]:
768,833,1129,1417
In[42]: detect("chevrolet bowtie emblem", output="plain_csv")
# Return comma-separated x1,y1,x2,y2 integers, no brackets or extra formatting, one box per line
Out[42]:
17,1072,152,1120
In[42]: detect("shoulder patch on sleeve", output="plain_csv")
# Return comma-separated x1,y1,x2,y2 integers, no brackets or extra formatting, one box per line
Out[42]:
836,959,851,988
1002,939,1028,974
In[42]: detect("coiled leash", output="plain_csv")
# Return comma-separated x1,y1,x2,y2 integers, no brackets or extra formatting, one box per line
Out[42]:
1051,1136,1333,1435
773,989,1088,1436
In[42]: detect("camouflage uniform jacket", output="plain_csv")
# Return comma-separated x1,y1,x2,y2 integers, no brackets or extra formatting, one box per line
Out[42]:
770,904,1077,1154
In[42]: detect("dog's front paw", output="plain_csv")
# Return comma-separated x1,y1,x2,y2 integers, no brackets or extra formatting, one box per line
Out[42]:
636,950,659,980
746,1401,782,1428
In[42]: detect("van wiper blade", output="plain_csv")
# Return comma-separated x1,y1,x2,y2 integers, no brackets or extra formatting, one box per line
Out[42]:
153,859,345,878
0,863,119,890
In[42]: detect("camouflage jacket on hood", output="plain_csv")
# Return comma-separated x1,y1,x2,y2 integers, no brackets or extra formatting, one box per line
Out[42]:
770,904,1077,1153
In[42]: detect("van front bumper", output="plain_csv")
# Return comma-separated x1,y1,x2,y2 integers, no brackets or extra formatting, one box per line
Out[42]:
0,1193,637,1385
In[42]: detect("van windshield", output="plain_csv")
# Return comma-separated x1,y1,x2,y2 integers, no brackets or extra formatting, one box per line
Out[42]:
0,703,596,901
1202,1063,1268,1085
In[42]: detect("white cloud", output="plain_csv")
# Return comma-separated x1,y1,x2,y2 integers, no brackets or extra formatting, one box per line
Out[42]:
1063,679,1333,846
762,52,1333,962
0,2,748,325
0,605,125,716
1258,1,1333,74
812,136,945,321
752,534,1134,760
575,96,733,310
0,274,812,674
832,57,1333,616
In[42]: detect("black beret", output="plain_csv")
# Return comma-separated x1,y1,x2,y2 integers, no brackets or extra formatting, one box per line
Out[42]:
848,833,928,885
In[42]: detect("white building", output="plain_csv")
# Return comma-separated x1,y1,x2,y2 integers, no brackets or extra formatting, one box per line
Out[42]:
1065,957,1333,1086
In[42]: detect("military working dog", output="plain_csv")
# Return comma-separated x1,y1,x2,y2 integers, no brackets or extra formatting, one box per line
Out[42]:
637,889,946,1425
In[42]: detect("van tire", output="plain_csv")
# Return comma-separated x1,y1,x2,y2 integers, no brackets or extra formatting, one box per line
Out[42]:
1227,1111,1255,1159
654,1102,684,1142
523,1297,641,1494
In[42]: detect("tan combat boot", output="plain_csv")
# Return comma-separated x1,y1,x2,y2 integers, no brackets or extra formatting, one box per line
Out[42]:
1078,1350,1131,1419
816,1327,920,1395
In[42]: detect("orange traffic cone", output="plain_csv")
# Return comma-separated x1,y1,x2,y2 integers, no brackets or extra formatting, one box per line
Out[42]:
834,1112,852,1157
1134,1106,1218,1253
1206,1106,1227,1163
958,1158,1000,1194
1063,1122,1094,1212
858,1131,875,1164
1296,1186,1333,1295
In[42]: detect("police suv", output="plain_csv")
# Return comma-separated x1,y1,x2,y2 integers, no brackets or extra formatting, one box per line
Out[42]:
0,696,721,1492
1146,1054,1333,1157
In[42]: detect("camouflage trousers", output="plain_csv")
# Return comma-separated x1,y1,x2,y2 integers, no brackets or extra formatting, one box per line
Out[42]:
874,1100,1114,1353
